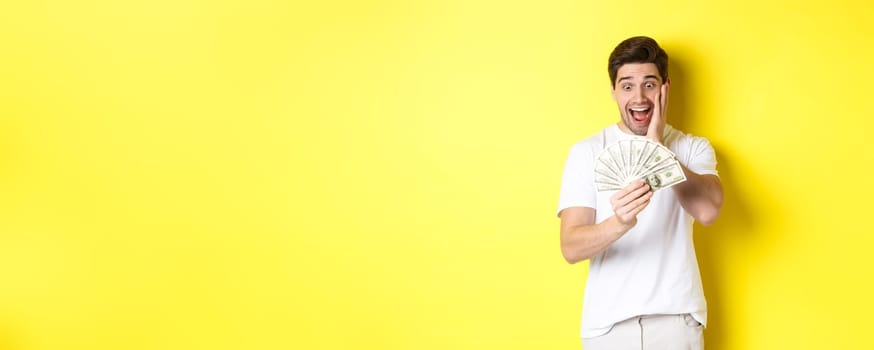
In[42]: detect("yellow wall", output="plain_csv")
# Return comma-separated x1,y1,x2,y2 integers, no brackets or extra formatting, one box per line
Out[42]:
1,0,872,349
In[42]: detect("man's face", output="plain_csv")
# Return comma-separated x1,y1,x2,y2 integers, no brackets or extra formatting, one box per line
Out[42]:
612,63,665,136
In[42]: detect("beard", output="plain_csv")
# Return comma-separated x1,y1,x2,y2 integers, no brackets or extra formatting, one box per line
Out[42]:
621,113,650,136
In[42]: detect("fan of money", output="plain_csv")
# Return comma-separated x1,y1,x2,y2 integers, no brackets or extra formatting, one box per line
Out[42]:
595,138,687,192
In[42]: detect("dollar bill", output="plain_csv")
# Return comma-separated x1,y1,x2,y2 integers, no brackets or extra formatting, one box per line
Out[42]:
641,161,687,191
636,143,676,177
606,146,626,180
593,138,686,192
595,180,623,192
596,148,623,178
619,140,631,179
629,139,649,177
595,158,623,184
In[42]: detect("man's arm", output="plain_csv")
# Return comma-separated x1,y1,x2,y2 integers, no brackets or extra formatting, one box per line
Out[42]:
673,166,723,226
648,81,723,226
560,181,652,264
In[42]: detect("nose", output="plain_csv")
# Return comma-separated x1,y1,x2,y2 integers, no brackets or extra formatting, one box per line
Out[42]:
632,86,647,102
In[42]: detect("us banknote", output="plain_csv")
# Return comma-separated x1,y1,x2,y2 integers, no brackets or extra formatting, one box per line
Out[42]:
594,138,687,192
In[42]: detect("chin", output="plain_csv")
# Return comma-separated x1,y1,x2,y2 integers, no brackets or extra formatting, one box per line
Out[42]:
623,120,649,136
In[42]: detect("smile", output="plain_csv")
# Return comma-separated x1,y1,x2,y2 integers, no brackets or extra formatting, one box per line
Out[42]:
629,105,651,119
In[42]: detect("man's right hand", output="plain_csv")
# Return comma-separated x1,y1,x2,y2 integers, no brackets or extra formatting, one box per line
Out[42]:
610,180,653,228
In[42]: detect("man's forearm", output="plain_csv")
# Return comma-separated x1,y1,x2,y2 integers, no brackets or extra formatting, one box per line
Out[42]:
673,165,723,225
561,216,632,264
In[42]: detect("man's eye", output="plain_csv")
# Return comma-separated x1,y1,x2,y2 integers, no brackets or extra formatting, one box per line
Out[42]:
645,82,655,88
623,85,632,90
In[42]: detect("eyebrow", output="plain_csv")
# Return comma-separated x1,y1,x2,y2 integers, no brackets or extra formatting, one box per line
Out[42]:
617,75,661,83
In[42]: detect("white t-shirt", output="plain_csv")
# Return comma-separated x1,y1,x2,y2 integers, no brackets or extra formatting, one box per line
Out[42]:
557,124,718,338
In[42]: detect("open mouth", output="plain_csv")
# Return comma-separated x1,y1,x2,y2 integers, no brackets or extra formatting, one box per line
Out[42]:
628,105,652,123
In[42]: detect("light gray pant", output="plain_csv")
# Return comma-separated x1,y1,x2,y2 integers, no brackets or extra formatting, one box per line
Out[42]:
582,314,703,350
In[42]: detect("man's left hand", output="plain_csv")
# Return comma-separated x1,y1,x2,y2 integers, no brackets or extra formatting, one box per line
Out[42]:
647,80,669,145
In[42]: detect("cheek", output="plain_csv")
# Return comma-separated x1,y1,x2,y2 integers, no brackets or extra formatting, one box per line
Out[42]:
615,98,627,110
613,92,625,104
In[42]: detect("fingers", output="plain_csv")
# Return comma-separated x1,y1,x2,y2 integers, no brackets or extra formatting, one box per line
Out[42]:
646,83,668,144
610,181,653,224
611,180,646,203
613,192,652,224
624,190,652,216
661,82,668,114
614,185,652,213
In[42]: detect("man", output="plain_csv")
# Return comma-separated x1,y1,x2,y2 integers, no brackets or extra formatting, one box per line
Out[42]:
557,36,723,349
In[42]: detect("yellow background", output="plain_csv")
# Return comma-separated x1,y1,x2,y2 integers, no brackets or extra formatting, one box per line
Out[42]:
1,0,872,349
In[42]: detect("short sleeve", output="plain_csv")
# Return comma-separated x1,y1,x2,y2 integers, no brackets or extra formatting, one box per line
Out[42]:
684,136,719,177
557,143,597,217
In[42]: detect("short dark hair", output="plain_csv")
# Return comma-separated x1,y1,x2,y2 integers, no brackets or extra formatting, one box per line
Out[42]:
608,36,668,87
